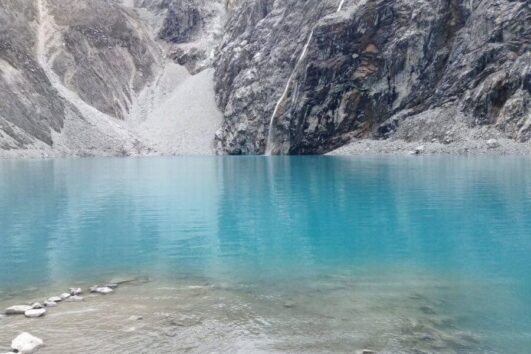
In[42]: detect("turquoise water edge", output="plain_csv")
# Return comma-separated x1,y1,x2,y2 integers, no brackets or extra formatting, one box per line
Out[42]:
1,156,530,353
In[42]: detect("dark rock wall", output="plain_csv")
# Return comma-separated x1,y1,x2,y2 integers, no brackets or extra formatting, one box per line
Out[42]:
214,0,530,154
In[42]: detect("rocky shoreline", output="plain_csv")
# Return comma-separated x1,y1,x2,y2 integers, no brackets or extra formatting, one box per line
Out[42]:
1,136,530,159
1,278,144,353
329,137,531,156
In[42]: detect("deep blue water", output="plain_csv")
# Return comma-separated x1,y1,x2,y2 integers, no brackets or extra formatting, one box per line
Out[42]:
1,156,530,352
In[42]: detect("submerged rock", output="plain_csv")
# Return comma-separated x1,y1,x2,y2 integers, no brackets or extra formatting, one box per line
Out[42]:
11,332,44,353
59,293,71,300
47,296,62,303
283,301,296,308
105,283,118,289
31,302,43,309
5,305,32,315
91,286,114,295
65,295,84,302
24,309,46,318
43,301,57,307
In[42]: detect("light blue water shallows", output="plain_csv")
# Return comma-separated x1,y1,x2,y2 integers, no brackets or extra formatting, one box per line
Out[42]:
1,156,530,352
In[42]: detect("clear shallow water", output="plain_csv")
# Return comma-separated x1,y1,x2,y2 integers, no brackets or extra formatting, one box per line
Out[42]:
0,156,530,353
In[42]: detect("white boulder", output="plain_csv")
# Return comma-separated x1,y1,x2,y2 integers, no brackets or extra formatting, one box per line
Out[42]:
31,303,43,309
11,332,44,353
93,287,113,295
5,305,32,315
43,301,57,307
69,288,83,295
48,296,62,303
59,293,71,300
24,309,46,318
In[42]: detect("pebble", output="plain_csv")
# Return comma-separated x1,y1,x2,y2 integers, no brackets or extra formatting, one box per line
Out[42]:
11,332,44,353
44,301,57,307
48,296,62,303
91,286,113,295
283,301,295,308
65,295,84,302
24,308,46,318
69,288,83,295
5,305,32,315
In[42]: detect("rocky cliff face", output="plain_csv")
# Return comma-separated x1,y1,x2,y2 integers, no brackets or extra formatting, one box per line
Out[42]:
0,0,529,157
0,0,225,157
214,0,530,154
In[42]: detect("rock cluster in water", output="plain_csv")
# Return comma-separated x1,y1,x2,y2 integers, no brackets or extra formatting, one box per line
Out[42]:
1,279,142,352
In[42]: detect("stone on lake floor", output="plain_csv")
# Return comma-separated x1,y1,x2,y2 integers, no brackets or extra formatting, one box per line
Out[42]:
47,296,62,303
65,295,84,302
24,308,46,318
11,332,44,353
283,301,295,308
59,293,71,300
92,286,114,295
43,301,57,307
108,276,143,285
31,302,43,309
69,288,83,295
5,305,32,315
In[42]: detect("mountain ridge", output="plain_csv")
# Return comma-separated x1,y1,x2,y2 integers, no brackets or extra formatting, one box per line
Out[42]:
0,0,529,158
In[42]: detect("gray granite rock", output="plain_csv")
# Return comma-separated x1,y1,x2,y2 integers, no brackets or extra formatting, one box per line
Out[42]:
214,0,530,155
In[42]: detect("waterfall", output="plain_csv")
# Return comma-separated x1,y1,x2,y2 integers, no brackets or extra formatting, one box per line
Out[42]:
337,0,346,12
264,30,314,155
264,0,348,155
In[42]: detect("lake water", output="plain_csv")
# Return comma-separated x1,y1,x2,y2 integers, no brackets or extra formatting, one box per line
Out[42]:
0,156,530,353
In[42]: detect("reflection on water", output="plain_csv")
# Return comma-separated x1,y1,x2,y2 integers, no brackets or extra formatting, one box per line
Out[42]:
0,156,530,352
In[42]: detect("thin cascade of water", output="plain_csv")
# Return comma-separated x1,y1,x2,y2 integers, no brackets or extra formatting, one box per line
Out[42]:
265,0,348,155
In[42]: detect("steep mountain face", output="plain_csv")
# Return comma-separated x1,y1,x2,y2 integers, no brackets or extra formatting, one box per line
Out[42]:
0,0,64,149
0,0,529,157
214,0,530,154
0,0,224,157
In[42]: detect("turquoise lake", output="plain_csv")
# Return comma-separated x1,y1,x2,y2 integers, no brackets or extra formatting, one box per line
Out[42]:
0,156,530,353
